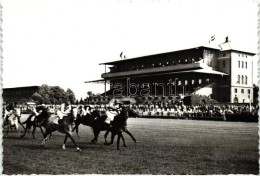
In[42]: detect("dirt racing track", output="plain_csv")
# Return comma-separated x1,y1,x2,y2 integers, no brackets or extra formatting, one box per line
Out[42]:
3,114,259,175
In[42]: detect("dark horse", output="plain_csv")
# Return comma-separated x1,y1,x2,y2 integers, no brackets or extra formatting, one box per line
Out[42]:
21,114,44,139
72,107,139,146
72,108,99,138
36,106,81,151
21,111,52,139
92,107,139,150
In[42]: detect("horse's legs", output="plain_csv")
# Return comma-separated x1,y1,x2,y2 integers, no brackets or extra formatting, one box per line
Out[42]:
121,133,127,147
41,131,50,146
15,123,22,137
6,125,9,137
63,135,68,150
39,126,45,138
66,132,81,152
72,124,80,138
91,129,100,143
117,132,122,150
104,130,109,144
106,132,116,145
123,128,138,143
32,125,36,139
21,125,28,138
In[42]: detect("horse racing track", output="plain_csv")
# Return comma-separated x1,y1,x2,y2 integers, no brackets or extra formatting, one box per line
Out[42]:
3,114,259,175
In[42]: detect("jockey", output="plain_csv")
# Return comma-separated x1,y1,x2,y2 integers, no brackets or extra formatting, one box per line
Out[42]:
34,104,49,126
4,102,17,123
84,105,94,115
33,104,47,116
78,105,87,117
105,102,123,125
56,101,72,125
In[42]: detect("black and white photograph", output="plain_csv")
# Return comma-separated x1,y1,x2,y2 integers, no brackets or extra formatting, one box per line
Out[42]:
1,0,259,174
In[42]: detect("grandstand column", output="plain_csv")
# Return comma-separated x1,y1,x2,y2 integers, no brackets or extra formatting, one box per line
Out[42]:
104,64,107,97
175,78,178,96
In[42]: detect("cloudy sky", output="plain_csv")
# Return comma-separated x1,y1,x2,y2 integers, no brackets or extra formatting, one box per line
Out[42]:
2,0,258,99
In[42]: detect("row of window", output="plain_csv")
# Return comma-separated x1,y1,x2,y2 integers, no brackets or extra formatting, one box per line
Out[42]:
238,61,247,69
237,75,248,84
238,54,248,58
111,58,201,72
234,88,250,94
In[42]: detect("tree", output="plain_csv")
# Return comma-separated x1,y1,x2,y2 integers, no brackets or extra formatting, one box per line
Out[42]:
79,97,84,104
31,92,44,104
66,88,76,104
86,91,93,104
31,84,77,105
51,86,69,103
87,91,93,97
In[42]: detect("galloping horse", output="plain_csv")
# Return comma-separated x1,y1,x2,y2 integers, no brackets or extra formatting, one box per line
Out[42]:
72,107,139,146
72,108,99,138
92,107,139,150
103,108,139,145
3,108,23,137
37,106,81,151
20,113,48,139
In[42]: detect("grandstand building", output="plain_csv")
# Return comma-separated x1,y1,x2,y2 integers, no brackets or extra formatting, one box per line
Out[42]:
3,86,39,104
86,39,255,104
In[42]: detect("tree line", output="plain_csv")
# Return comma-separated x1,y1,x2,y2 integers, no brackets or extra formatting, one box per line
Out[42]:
32,84,76,104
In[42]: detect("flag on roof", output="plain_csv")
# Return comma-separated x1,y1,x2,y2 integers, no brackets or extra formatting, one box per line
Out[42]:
209,35,215,44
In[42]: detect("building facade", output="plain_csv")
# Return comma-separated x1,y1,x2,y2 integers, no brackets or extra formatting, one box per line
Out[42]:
87,41,255,104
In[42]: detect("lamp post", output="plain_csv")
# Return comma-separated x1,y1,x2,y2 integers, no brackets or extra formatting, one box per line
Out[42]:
175,78,178,97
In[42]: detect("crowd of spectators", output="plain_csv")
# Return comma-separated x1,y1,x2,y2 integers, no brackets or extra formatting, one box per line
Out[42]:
8,102,259,120
92,103,259,119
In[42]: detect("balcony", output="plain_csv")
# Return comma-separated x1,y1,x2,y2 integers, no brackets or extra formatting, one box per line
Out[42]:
102,63,202,79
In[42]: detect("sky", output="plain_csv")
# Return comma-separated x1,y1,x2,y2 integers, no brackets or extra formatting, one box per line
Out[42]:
2,0,259,99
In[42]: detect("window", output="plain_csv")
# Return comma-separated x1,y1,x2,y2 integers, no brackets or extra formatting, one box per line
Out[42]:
192,80,195,85
178,81,181,85
199,79,202,84
248,89,250,94
237,75,240,84
234,88,237,93
185,80,188,85
241,89,244,93
223,60,226,68
241,75,244,84
223,54,226,57
245,76,247,85
245,62,247,69
238,61,240,68
242,61,244,68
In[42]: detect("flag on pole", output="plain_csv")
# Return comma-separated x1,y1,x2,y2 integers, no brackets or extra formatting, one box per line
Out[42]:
209,35,215,44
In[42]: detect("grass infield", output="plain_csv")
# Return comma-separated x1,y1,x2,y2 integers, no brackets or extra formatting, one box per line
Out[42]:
3,114,259,174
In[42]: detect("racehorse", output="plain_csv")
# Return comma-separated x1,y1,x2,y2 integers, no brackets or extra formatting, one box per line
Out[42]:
37,106,81,151
3,108,23,137
92,107,139,150
72,107,139,147
72,108,99,138
21,113,50,139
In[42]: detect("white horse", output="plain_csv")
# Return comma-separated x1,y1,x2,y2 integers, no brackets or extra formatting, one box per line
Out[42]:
3,108,23,137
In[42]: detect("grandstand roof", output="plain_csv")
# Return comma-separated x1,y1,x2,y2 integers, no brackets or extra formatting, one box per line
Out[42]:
100,46,219,65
